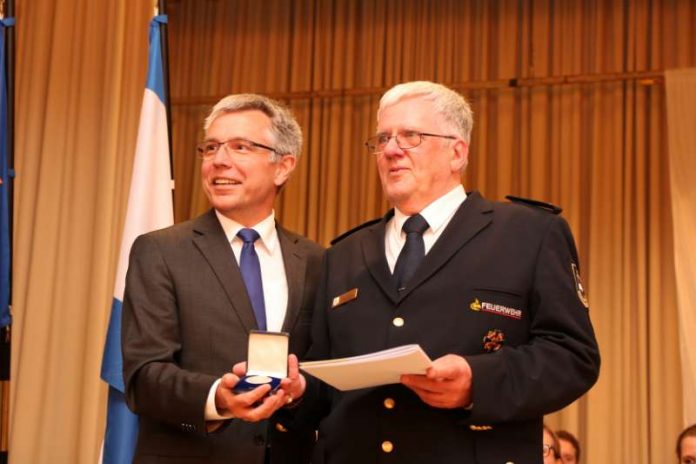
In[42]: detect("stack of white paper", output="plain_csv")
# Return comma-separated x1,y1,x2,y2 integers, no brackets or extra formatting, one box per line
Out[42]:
300,344,432,391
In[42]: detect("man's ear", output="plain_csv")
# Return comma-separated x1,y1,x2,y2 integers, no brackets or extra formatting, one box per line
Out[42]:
450,139,469,173
274,154,297,187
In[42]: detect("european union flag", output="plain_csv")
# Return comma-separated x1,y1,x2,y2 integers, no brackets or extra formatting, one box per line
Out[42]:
1,15,16,329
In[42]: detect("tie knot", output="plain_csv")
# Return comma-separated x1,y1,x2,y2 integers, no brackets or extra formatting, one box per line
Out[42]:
402,214,429,235
237,228,261,243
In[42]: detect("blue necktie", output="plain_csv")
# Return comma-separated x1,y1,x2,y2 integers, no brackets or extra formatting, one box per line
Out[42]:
393,214,429,292
237,228,267,331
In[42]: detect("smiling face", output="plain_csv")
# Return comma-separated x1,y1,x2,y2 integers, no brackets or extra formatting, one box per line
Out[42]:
200,109,296,226
375,95,468,215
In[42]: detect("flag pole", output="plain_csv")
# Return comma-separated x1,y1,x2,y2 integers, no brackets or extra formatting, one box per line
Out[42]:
0,0,15,461
157,0,175,198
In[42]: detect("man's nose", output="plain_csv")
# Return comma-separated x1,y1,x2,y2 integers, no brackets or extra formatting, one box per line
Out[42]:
382,135,404,157
211,145,233,165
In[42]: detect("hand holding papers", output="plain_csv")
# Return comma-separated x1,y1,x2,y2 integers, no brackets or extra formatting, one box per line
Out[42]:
299,344,432,391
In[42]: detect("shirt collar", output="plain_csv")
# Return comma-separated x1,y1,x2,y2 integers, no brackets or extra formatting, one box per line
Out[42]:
393,185,467,235
215,210,278,253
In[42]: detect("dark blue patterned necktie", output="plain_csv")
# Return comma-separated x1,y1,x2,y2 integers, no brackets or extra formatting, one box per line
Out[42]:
237,228,267,331
393,214,429,292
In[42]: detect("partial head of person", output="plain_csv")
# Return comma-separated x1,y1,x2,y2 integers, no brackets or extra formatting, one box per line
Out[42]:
366,81,473,215
556,429,581,464
197,93,302,226
543,424,562,464
677,423,696,464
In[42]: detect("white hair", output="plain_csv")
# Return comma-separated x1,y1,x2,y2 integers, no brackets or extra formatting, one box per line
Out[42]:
378,81,474,144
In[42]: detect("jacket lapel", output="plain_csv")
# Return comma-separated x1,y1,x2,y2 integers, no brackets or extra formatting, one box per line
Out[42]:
278,226,306,333
397,191,494,301
191,210,257,331
362,211,401,304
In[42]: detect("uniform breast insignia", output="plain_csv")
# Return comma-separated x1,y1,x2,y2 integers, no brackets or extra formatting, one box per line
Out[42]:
469,298,522,320
331,288,359,308
571,263,589,309
470,298,482,311
483,329,505,353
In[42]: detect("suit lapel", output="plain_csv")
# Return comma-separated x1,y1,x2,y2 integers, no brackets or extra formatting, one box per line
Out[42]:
362,212,401,304
191,210,257,331
397,191,494,301
278,226,306,333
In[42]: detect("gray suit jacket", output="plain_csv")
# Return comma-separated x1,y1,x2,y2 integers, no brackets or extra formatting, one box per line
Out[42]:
122,209,323,464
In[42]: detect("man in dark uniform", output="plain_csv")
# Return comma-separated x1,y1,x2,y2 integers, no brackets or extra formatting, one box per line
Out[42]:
296,81,600,463
122,94,322,463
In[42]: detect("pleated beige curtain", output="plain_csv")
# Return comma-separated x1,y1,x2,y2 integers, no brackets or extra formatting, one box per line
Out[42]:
7,0,696,462
9,0,153,462
665,68,696,428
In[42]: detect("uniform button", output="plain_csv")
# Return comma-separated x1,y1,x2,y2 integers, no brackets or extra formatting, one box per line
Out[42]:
275,423,288,432
392,317,404,327
381,441,394,453
383,397,395,409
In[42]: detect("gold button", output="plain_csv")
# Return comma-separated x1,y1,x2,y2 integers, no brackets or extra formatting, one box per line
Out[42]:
381,441,394,453
383,397,395,409
275,423,288,433
392,317,404,327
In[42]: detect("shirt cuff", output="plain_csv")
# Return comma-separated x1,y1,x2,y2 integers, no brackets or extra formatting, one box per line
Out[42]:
204,378,235,420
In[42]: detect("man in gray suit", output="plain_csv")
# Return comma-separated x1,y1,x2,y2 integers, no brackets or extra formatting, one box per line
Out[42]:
122,94,323,464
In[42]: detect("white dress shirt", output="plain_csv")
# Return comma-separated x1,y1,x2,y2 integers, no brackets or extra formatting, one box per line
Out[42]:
385,185,467,272
205,210,288,420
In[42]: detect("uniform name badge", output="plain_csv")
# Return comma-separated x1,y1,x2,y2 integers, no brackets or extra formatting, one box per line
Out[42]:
234,330,289,393
332,288,359,308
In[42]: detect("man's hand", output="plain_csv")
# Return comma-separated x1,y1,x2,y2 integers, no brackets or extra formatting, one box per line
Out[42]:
214,355,307,421
278,354,306,405
214,363,289,422
400,354,472,409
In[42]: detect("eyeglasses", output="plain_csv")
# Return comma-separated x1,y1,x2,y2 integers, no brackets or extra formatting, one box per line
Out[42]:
196,137,277,160
543,444,558,458
365,130,457,154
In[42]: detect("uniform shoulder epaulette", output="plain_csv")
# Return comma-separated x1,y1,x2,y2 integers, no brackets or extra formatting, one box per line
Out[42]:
505,195,563,215
330,218,382,245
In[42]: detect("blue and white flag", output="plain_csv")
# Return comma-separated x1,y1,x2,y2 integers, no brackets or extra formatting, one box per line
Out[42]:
100,15,173,464
0,16,16,329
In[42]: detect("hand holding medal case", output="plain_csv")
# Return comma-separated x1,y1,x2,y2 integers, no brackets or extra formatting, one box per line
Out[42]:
234,331,289,394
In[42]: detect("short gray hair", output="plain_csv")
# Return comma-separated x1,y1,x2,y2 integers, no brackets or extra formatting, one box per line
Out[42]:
378,81,474,144
204,94,303,160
